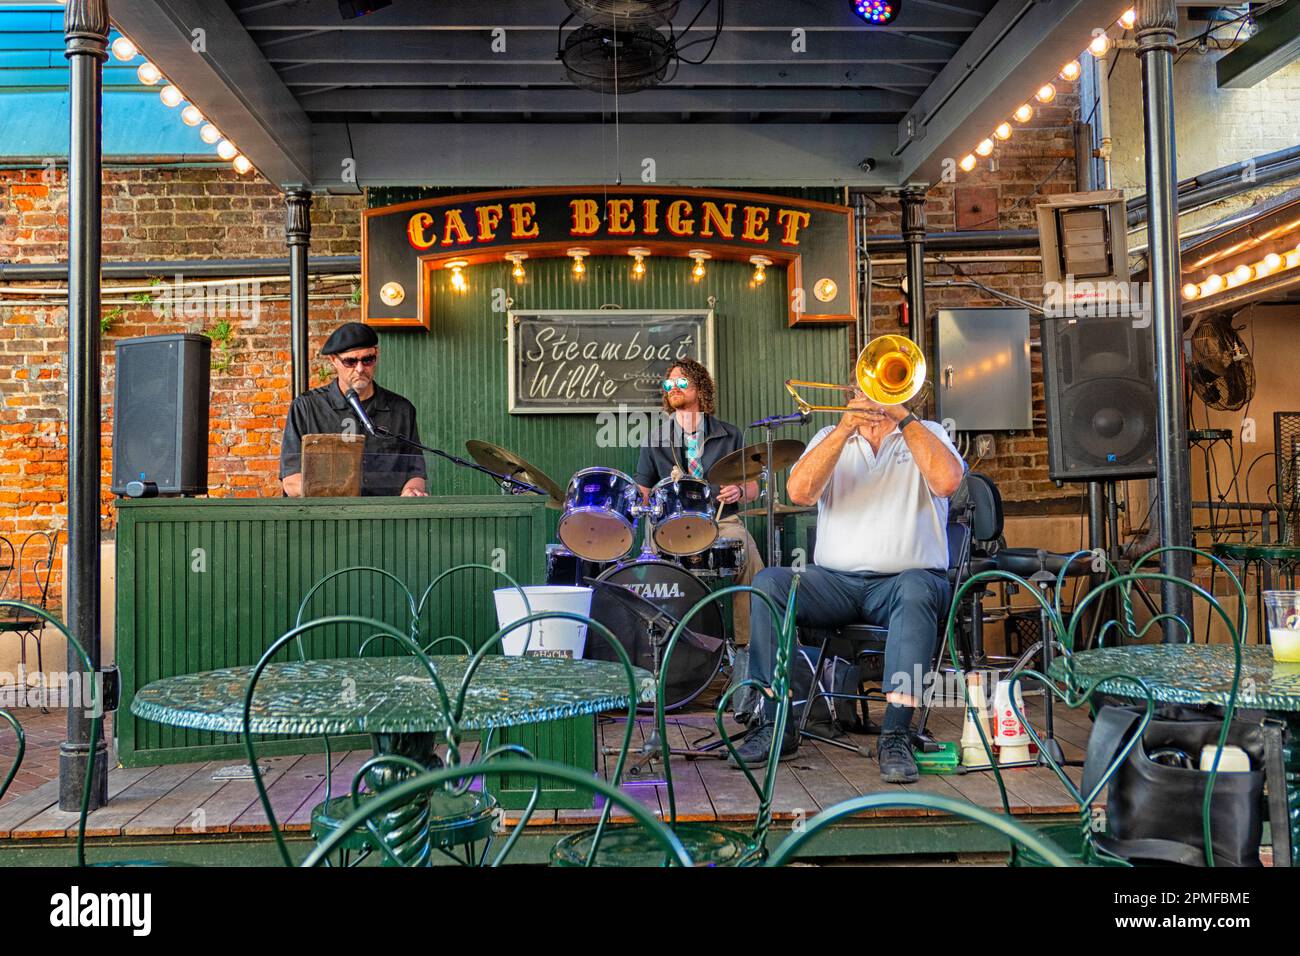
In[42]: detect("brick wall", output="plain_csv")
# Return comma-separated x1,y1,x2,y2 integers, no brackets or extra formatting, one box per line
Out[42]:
864,93,1081,505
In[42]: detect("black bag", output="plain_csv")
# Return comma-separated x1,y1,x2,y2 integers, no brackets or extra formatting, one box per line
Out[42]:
1084,704,1268,867
790,645,865,737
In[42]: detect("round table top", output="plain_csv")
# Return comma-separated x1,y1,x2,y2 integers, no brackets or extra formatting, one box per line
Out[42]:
1051,644,1300,712
130,655,656,736
1211,542,1300,562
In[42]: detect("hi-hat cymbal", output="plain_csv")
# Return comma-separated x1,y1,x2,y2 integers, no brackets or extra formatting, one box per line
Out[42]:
707,439,806,485
737,503,817,518
465,440,565,507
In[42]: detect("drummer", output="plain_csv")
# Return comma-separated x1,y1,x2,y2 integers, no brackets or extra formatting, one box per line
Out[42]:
634,359,763,645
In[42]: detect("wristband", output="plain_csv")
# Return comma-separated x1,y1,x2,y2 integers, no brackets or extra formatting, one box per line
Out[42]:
898,412,919,431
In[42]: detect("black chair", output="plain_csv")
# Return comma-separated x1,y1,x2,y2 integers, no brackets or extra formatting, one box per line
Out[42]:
0,532,60,692
794,499,974,753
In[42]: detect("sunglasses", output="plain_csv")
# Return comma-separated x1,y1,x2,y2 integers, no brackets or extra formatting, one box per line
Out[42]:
336,353,378,369
662,377,692,392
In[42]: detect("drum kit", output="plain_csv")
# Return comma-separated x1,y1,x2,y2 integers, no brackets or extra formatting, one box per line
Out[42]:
467,437,810,710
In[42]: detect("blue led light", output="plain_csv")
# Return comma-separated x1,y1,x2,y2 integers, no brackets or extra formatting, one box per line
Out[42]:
853,0,899,24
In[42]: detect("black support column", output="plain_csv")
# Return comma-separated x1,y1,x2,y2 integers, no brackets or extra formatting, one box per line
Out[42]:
1137,0,1194,640
286,190,312,398
899,186,929,414
60,0,109,811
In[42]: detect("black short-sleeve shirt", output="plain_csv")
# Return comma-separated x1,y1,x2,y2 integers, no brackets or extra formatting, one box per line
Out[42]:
279,382,427,496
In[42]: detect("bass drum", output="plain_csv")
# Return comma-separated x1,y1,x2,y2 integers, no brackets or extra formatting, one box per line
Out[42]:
586,559,725,711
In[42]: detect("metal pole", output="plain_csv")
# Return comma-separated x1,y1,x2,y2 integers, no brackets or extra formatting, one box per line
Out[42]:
60,0,109,811
1137,0,1193,641
898,186,929,416
286,190,313,398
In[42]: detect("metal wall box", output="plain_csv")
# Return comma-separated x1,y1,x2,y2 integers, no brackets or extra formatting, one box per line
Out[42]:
935,308,1033,431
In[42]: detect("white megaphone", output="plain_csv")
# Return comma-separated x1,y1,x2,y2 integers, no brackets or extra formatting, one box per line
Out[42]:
993,679,1033,765
960,671,993,769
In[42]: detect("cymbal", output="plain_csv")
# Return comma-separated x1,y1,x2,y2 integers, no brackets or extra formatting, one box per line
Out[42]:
737,503,817,518
707,439,806,485
465,440,565,508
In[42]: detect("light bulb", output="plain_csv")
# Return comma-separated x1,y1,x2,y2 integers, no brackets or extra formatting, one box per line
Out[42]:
1263,253,1283,272
1089,34,1110,57
505,252,528,281
1014,103,1034,123
1230,264,1253,285
1120,9,1137,29
216,140,238,160
1182,283,1199,300
181,105,203,126
692,261,706,280
232,154,253,175
160,85,183,107
110,36,137,61
573,259,585,277
750,255,772,286
446,259,469,292
1059,60,1081,82
1203,273,1224,294
628,247,649,279
632,259,645,277
136,61,162,85
994,122,1012,141
199,124,222,144
1035,83,1057,104
975,138,995,157
959,154,977,172
1286,250,1300,269
567,248,589,278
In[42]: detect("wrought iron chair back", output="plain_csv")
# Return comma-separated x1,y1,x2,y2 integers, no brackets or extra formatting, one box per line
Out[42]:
0,532,60,681
304,758,694,867
0,600,101,867
766,791,1076,866
943,546,1248,866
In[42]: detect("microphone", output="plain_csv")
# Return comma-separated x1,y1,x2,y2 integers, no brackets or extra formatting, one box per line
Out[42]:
749,410,810,429
344,388,377,436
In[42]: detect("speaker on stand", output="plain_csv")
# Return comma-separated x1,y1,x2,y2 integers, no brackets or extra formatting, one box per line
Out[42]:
110,334,211,497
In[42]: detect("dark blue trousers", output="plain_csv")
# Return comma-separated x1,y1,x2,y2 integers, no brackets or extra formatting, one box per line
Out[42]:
747,564,950,722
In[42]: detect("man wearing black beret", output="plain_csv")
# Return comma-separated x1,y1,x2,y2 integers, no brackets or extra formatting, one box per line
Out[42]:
279,321,428,497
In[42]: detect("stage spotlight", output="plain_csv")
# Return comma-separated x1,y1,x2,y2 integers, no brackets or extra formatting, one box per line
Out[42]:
852,1,901,25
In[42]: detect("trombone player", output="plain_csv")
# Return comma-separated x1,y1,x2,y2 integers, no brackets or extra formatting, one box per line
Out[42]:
730,337,965,784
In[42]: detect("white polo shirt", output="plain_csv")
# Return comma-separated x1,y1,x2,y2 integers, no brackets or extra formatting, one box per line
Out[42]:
802,421,964,574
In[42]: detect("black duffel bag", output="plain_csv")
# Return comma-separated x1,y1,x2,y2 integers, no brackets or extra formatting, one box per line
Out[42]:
1084,704,1268,867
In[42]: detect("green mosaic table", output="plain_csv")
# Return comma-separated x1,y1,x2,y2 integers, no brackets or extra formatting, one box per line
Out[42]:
1053,644,1300,866
132,655,656,864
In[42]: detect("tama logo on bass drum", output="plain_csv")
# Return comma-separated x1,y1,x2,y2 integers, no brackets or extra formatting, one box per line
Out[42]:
624,581,685,599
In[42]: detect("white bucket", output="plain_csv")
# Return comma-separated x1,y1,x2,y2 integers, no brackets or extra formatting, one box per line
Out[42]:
493,586,593,659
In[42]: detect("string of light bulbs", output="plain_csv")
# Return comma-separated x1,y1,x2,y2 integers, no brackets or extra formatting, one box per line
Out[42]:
434,248,773,291
109,33,255,176
955,9,1135,177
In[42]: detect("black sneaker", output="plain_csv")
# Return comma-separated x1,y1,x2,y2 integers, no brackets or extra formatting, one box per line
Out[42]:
877,730,919,784
726,720,798,769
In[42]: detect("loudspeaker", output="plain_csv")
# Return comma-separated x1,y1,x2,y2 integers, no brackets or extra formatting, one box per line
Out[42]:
111,334,211,496
1041,316,1157,481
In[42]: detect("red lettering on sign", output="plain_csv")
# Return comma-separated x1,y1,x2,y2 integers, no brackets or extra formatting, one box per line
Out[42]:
406,212,436,250
776,209,812,246
570,199,601,236
741,205,770,243
606,198,635,235
509,202,540,239
641,198,660,235
700,201,736,239
666,200,695,237
475,204,504,242
442,208,473,245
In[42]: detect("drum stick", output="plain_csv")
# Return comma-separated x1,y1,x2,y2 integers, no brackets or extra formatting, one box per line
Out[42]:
716,497,725,522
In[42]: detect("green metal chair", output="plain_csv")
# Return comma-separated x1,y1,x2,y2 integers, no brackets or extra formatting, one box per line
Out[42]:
550,577,801,867
944,545,1249,867
286,564,534,865
766,792,1076,867
0,532,59,699
304,758,694,867
0,705,23,803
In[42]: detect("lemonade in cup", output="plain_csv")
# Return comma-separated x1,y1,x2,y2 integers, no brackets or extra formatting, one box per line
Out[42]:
1264,591,1300,663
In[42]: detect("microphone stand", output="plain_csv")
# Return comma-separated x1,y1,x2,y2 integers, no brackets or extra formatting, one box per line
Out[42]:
747,411,808,567
370,424,545,496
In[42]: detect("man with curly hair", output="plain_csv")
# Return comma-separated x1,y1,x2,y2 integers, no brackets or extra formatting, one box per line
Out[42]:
633,359,763,645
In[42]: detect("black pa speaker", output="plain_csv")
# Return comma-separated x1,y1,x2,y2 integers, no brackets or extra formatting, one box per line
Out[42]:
111,334,211,496
1040,316,1158,481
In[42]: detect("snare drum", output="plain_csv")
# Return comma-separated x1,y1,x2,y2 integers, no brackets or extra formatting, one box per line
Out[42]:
678,537,746,579
558,467,640,562
650,476,718,556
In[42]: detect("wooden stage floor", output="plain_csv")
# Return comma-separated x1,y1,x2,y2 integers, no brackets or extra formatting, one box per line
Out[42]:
0,696,1086,865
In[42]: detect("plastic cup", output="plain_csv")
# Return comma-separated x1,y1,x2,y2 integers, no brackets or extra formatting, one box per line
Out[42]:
1263,591,1300,663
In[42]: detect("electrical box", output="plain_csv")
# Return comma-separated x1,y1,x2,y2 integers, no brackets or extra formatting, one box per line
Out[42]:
935,308,1033,432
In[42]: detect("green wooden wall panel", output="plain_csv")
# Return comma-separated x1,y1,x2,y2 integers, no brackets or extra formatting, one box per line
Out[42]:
115,498,556,768
375,254,850,523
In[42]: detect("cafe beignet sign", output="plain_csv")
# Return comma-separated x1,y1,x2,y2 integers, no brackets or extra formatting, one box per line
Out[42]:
361,187,856,329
